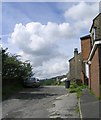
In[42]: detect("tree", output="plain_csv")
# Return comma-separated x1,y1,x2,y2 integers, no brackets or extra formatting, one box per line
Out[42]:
2,48,33,81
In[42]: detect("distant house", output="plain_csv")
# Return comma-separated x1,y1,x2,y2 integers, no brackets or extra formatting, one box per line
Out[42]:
69,48,82,82
81,13,101,97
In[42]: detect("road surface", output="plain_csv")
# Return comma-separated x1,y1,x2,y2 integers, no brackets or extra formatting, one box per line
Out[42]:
2,86,79,119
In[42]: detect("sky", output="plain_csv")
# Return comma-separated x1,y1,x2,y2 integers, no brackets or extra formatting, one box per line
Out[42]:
2,1,100,79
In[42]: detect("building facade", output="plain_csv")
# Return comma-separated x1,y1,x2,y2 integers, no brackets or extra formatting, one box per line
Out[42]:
81,13,101,97
69,48,82,81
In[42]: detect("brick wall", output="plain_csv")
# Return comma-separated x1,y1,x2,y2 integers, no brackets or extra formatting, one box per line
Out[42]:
90,47,100,97
81,37,91,60
80,35,91,84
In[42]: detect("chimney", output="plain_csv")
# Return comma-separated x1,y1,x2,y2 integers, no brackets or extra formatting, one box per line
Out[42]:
74,48,78,56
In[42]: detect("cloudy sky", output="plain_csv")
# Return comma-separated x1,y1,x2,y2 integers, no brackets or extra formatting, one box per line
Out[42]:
2,1,100,79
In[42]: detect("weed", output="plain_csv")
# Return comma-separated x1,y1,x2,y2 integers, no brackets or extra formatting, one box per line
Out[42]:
69,81,87,99
76,106,80,113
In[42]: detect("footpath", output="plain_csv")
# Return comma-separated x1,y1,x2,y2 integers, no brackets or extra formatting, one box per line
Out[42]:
80,88,101,119
48,92,79,118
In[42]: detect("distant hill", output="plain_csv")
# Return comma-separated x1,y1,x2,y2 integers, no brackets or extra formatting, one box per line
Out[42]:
41,73,67,81
40,73,68,86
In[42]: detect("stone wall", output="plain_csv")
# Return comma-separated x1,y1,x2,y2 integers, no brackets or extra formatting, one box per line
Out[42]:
69,48,82,81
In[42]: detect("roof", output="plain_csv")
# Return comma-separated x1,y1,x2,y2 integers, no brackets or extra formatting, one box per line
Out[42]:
69,56,74,62
90,12,101,32
80,34,91,40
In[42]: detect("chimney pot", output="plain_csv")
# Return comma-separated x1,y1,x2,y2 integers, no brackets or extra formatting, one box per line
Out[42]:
74,48,78,56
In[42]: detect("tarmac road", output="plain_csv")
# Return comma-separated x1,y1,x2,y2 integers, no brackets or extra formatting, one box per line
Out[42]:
2,86,79,119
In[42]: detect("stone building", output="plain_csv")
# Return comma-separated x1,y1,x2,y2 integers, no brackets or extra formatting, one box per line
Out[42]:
69,48,82,81
81,13,101,97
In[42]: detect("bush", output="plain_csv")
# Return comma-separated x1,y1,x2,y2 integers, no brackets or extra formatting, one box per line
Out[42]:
2,48,33,100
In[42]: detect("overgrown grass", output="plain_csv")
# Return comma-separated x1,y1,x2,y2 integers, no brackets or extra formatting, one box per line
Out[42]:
69,81,87,99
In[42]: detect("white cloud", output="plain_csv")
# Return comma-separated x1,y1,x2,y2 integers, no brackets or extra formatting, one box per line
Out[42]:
5,2,99,79
10,22,72,79
64,2,98,20
34,56,68,79
17,51,68,79
42,57,67,74
64,2,99,31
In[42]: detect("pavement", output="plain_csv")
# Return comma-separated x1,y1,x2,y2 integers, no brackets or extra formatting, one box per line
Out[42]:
80,88,101,119
48,93,79,118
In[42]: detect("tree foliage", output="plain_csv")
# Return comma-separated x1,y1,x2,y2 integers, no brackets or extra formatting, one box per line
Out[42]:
2,48,33,81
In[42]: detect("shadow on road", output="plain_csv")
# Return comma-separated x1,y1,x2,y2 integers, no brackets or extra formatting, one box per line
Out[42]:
12,92,58,100
4,86,58,100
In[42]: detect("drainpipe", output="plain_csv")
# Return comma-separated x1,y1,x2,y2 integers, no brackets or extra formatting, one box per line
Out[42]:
88,61,91,90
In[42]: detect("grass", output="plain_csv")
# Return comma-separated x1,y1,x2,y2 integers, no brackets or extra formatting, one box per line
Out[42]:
69,81,87,99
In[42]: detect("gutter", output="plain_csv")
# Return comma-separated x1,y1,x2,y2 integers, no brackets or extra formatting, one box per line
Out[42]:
87,40,101,63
